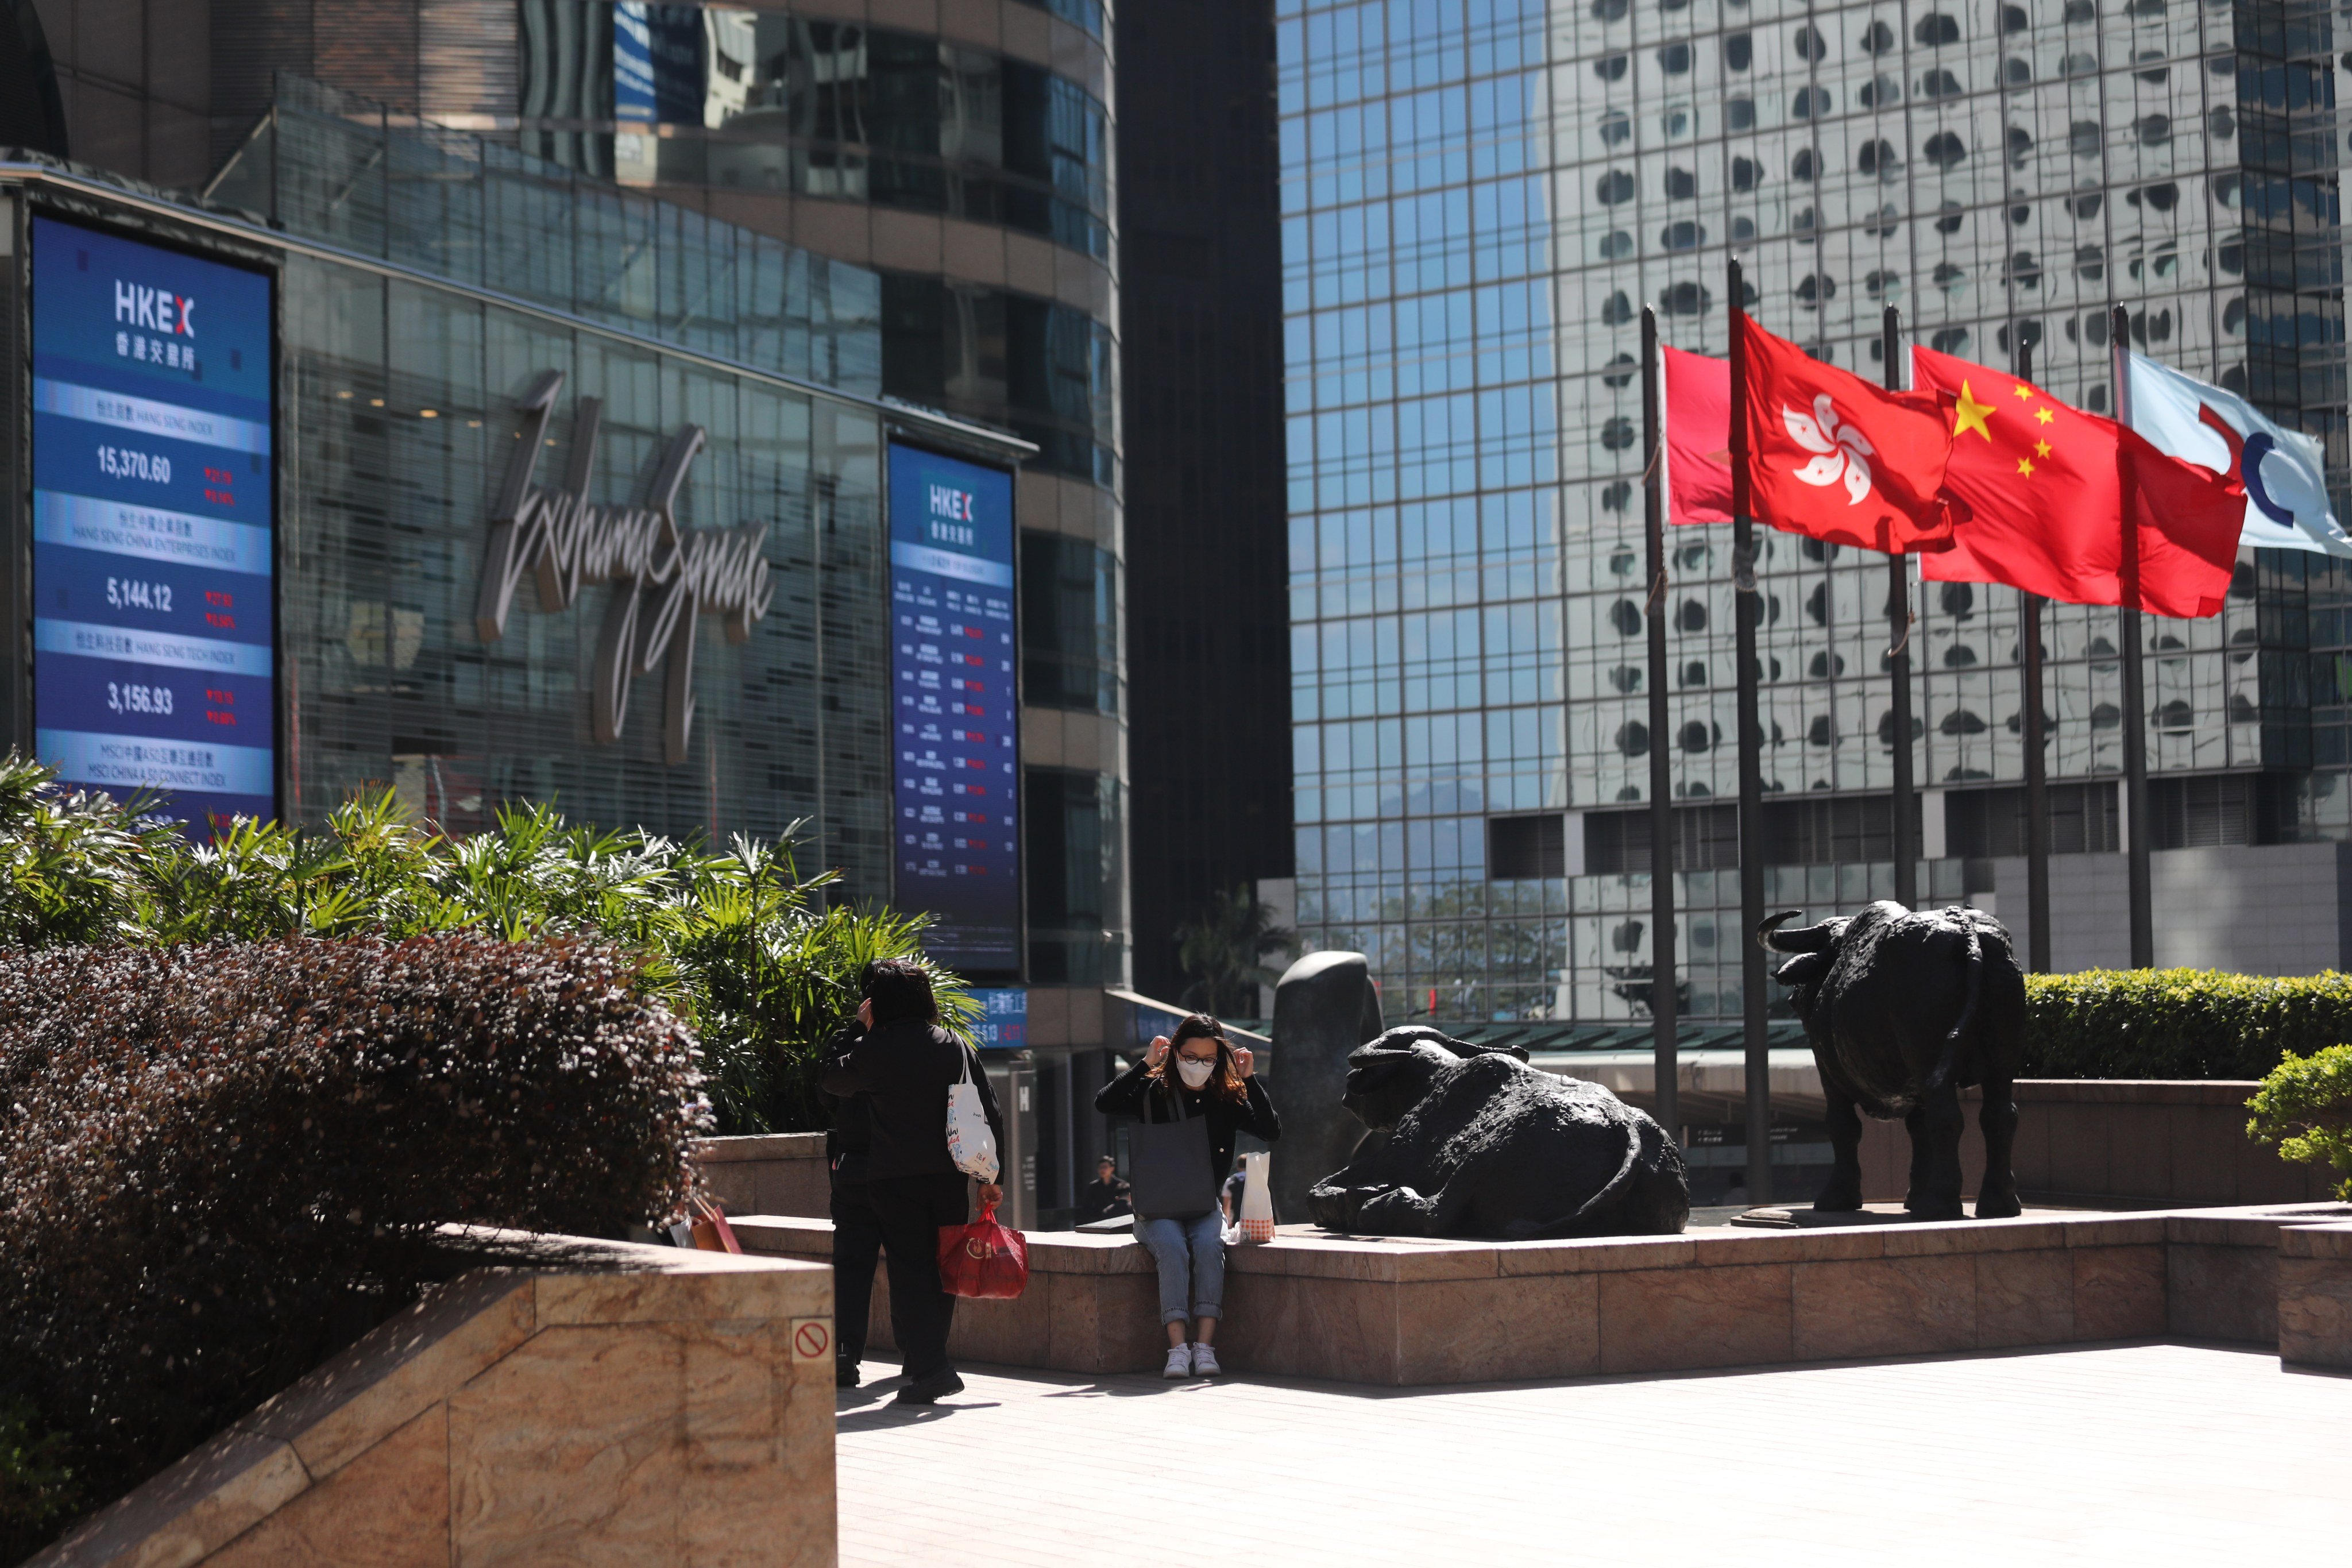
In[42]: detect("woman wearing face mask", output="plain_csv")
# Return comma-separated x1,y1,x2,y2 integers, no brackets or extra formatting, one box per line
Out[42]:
1094,1014,1281,1378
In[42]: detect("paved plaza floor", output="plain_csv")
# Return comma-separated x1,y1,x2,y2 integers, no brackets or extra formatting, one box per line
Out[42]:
835,1342,2347,1564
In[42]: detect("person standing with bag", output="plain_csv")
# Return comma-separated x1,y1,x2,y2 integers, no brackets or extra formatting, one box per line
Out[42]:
821,961,1005,1405
817,997,885,1389
1094,1014,1280,1379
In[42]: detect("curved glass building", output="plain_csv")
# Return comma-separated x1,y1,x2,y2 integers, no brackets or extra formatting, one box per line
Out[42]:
504,1,1127,995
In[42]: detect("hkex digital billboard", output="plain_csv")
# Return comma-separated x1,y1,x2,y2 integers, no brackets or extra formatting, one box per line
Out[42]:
887,443,1019,975
30,217,276,835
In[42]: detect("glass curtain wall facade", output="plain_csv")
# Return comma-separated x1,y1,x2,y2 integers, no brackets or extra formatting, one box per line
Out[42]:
504,1,1127,989
1280,0,2347,1023
12,78,1019,899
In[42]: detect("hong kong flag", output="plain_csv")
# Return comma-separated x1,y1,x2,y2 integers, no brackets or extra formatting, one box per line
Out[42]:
1737,315,1958,554
1912,347,2245,618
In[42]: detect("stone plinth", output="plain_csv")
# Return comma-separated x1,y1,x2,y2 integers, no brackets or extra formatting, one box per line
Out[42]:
695,1132,830,1219
1853,1081,2335,1208
734,1216,1164,1376
2278,1221,2352,1369
734,1204,2350,1387
32,1231,837,1567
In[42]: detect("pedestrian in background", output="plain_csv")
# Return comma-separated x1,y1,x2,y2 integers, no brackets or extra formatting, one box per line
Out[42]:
1080,1154,1131,1223
1094,1014,1280,1379
822,961,1005,1405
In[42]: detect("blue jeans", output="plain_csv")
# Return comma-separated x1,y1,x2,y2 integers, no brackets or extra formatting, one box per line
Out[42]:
1136,1211,1225,1326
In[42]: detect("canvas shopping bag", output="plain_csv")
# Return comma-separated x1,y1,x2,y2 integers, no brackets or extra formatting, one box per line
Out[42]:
1126,1079,1217,1219
945,1045,1001,1180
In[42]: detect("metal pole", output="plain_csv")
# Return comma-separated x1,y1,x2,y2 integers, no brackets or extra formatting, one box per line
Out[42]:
2111,304,2154,967
1883,306,1916,908
2018,335,2052,972
1731,258,1771,1206
1642,305,1680,1144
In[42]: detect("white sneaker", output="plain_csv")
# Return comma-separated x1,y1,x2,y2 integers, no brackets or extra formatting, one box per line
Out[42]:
1163,1346,1192,1379
1190,1343,1222,1377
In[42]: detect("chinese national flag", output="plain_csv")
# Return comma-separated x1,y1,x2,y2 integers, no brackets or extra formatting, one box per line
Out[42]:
1739,315,1957,554
1912,347,2245,618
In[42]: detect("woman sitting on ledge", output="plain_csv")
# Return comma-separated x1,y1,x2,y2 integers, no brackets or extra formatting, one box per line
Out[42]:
1095,1014,1281,1379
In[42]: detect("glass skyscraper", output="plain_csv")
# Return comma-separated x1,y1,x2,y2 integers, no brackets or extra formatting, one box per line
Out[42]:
1279,0,2349,1025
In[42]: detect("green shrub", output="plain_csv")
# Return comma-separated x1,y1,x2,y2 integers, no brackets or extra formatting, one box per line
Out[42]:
2246,1044,2352,1199
0,933,704,1534
0,756,972,1133
0,1398,79,1565
2022,968,2352,1079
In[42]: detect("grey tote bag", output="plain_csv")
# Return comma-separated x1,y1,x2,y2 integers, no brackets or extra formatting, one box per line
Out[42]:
1126,1080,1218,1219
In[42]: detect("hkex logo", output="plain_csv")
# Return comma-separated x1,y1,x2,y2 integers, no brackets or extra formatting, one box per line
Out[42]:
115,281,194,337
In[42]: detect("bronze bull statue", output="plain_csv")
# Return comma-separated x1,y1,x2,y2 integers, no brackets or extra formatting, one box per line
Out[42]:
1759,902,2026,1221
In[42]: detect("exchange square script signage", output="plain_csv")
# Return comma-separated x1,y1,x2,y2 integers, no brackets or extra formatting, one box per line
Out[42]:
473,370,774,765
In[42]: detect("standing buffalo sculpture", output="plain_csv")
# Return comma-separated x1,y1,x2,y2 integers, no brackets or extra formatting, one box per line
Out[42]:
1759,901,2026,1221
1306,1026,1689,1238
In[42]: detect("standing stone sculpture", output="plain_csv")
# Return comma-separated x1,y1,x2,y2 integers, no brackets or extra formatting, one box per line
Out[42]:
1268,951,1384,1221
1758,901,2027,1221
1306,1027,1689,1238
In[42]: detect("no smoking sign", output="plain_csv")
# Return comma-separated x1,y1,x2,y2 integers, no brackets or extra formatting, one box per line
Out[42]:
790,1316,832,1364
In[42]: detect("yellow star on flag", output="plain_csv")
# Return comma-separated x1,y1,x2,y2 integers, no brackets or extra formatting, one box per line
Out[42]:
2035,407,2054,425
1953,380,1997,442
2035,439,2052,458
2017,457,2036,476
2013,384,2035,400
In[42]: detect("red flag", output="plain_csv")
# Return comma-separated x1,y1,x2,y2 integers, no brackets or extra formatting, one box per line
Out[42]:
1739,315,1956,553
1912,347,2245,617
1662,344,1731,527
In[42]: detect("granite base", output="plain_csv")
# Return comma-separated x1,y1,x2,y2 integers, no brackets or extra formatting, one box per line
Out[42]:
735,1204,2350,1388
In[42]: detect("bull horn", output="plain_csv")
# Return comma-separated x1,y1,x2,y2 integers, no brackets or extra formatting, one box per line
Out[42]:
1756,910,1834,953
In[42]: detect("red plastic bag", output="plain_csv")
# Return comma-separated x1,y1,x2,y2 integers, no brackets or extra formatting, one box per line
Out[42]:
937,1200,1029,1299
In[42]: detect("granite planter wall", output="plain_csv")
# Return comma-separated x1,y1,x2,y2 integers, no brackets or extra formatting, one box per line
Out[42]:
735,1204,2351,1388
30,1231,838,1568
694,1133,831,1221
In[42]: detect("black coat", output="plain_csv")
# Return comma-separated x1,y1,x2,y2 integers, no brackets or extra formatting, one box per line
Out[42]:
1095,1061,1281,1191
816,1018,874,1184
820,1018,1007,1183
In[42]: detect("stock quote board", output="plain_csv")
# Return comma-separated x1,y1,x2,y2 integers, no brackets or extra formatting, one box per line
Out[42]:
30,217,277,835
888,442,1020,975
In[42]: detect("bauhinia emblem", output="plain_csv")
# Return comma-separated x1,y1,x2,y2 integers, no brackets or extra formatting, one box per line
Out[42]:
474,371,774,764
1783,393,1876,505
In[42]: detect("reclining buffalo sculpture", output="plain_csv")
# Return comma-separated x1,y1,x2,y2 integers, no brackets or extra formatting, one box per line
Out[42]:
1759,901,2026,1221
1306,1026,1689,1238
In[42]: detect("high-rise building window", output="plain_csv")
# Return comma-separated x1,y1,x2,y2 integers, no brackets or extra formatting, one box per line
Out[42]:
1021,532,1119,713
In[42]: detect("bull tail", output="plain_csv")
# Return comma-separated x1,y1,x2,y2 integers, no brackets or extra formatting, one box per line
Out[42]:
1922,917,1983,1096
1499,1117,1649,1240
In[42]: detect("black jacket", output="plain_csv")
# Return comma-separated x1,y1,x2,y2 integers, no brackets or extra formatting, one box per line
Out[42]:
816,1017,874,1184
1094,1061,1281,1191
820,1018,1007,1183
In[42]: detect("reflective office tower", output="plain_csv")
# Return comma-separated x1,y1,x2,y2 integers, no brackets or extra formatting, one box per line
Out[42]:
1280,0,2351,1026
76,0,1130,999
509,0,1130,999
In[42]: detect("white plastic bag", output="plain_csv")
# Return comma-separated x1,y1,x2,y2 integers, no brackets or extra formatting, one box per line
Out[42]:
1237,1150,1275,1243
946,1047,1001,1180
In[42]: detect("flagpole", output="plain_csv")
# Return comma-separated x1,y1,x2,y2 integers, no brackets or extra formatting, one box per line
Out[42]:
1640,304,1680,1145
1730,256,1771,1207
2017,336,2053,973
1882,306,1917,909
2111,304,2154,967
